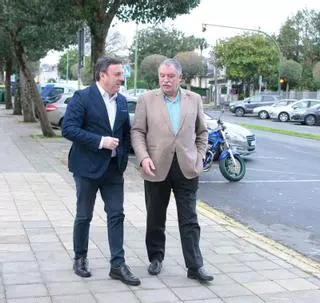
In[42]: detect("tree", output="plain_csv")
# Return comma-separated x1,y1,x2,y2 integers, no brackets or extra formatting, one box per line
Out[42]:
70,0,200,79
140,54,167,88
58,49,78,80
278,9,320,89
214,34,278,89
129,26,205,65
0,0,79,136
175,51,205,89
279,59,302,90
0,29,13,109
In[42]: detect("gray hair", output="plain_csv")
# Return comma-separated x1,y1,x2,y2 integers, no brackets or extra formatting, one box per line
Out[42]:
159,58,182,76
95,57,122,81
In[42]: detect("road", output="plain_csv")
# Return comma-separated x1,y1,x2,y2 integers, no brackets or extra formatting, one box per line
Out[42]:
199,110,320,261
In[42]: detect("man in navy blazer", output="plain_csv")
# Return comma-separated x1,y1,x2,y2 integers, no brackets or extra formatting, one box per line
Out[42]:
62,57,140,286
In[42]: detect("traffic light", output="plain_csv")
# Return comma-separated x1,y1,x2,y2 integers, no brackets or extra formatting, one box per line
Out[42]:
280,77,287,91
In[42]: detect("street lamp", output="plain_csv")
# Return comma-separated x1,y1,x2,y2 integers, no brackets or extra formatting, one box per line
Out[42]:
202,23,282,93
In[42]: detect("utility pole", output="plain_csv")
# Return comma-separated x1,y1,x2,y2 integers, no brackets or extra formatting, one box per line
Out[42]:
133,23,139,96
66,51,69,83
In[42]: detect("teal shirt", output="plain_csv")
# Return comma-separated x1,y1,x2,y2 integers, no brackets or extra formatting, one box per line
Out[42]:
165,92,181,134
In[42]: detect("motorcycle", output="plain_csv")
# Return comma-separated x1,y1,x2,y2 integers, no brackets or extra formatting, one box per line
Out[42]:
203,111,246,182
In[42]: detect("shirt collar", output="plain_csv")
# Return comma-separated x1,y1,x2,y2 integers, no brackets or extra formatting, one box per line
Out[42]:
164,88,181,103
96,81,117,102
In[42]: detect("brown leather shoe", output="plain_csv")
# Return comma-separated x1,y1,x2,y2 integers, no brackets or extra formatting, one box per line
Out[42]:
109,264,141,286
187,267,213,282
73,257,91,278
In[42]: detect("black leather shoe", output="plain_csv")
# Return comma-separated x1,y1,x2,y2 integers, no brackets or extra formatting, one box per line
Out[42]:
109,264,141,286
148,260,162,275
187,267,213,282
73,257,91,278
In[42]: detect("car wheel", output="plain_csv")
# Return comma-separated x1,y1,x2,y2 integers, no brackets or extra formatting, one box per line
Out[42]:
258,110,269,119
305,114,316,126
278,112,289,122
235,107,245,117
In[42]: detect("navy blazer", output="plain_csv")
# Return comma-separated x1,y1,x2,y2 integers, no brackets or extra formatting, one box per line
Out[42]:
62,83,130,179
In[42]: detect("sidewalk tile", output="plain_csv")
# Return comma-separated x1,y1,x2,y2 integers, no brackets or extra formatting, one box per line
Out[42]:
52,294,96,303
227,271,267,283
7,297,51,303
243,281,286,294
3,271,42,285
134,288,178,303
208,283,252,297
172,286,216,301
6,283,48,299
86,279,129,293
47,281,90,296
94,291,140,303
223,296,264,303
275,278,319,291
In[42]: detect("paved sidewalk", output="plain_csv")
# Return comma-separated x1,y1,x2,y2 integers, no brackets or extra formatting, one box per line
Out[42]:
1,105,320,303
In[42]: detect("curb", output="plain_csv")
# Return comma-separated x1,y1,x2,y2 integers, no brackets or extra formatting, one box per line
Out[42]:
197,200,320,278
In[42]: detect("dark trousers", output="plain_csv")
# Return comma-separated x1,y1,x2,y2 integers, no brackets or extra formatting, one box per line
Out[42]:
144,154,203,270
73,158,125,268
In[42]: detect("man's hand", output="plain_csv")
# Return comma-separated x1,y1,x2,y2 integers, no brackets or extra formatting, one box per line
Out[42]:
102,136,119,150
141,157,156,177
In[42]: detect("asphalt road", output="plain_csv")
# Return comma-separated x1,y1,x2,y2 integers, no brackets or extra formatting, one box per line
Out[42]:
199,110,320,261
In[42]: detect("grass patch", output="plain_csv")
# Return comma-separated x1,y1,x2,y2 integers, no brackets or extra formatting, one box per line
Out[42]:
239,123,320,141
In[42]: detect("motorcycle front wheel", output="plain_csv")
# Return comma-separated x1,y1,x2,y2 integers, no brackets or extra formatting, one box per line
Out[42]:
219,154,246,182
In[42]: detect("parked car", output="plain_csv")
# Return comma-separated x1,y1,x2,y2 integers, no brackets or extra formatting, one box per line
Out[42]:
127,97,256,156
45,93,74,127
229,95,279,117
290,104,320,126
41,83,77,105
253,99,297,119
269,99,320,122
126,88,149,97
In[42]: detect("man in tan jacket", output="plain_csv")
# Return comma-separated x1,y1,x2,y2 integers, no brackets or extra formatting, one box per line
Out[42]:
131,58,213,282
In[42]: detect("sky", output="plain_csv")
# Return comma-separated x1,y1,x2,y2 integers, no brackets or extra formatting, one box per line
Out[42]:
41,0,320,65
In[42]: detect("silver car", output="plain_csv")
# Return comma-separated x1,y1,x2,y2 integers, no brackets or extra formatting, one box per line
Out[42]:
127,98,256,156
45,93,74,127
253,99,297,119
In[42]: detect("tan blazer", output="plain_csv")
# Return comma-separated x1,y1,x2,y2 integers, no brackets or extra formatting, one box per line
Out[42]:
131,88,208,182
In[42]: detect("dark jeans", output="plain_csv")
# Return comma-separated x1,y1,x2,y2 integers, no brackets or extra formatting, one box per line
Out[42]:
144,154,203,270
73,158,125,268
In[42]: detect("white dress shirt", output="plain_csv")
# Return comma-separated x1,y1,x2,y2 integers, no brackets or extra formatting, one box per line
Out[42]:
96,82,117,156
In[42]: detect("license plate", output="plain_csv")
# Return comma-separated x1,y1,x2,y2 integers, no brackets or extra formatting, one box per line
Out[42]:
249,140,256,146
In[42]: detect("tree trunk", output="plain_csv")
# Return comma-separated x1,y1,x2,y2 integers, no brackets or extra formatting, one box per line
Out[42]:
90,23,108,81
13,65,22,115
5,58,13,110
20,72,36,122
10,29,55,136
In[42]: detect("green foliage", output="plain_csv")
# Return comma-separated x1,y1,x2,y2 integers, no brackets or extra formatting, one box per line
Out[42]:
190,86,208,97
126,78,149,89
58,49,78,80
278,9,320,65
279,59,302,89
175,51,205,84
140,54,167,88
129,26,206,65
214,34,278,86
